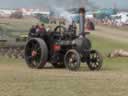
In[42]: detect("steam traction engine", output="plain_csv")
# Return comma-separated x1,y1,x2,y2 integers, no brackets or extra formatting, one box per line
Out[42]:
24,8,103,71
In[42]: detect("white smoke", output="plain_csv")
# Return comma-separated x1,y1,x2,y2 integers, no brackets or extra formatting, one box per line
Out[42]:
45,0,81,23
52,7,73,23
44,0,88,25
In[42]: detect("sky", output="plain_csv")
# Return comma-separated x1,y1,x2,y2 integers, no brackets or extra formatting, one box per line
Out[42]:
0,0,127,9
90,0,128,9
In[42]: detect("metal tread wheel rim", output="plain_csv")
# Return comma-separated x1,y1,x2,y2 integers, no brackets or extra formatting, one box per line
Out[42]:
64,49,80,71
87,51,103,70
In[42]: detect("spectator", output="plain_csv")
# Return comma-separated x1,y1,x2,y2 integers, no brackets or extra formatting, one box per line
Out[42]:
86,19,95,30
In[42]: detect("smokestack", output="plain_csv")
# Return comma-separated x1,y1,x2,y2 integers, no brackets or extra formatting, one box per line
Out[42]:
79,7,85,35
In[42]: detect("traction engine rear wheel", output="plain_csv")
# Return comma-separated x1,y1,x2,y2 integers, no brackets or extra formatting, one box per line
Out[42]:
24,38,48,69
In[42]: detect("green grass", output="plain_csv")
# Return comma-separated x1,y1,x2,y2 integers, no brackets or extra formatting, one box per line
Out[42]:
91,35,128,53
90,35,128,72
0,17,40,31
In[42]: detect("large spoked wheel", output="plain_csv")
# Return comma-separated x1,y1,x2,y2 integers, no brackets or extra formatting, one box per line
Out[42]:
64,49,80,71
52,62,65,68
24,38,48,69
87,50,103,71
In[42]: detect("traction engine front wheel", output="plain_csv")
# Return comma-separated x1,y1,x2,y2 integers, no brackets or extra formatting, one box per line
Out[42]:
64,49,80,71
87,50,103,71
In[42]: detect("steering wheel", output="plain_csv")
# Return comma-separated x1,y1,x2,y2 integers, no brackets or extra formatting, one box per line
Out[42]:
54,25,66,34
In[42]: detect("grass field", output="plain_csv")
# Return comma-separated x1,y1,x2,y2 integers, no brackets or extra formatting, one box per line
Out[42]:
0,35,128,96
0,18,128,96
0,17,40,31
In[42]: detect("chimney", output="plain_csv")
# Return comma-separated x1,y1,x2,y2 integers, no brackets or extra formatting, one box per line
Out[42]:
79,8,85,35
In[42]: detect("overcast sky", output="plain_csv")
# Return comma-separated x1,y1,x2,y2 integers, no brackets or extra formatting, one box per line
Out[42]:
0,0,127,9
